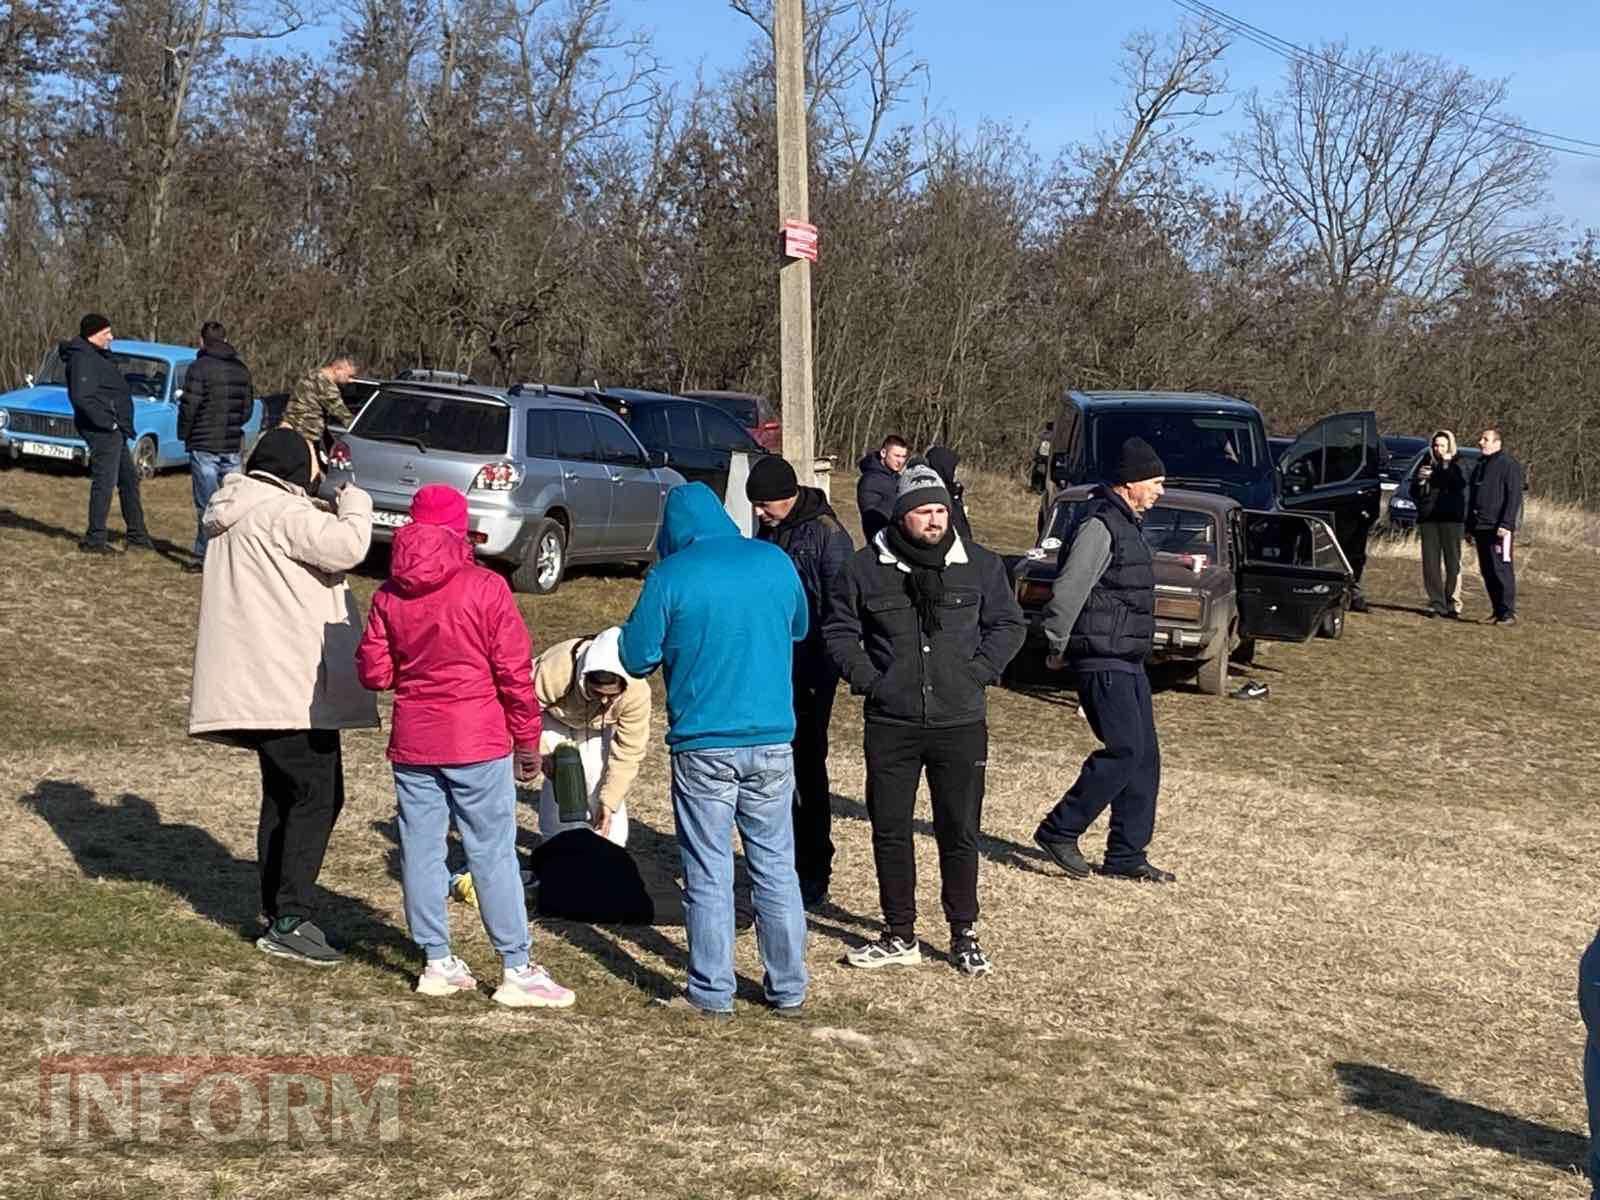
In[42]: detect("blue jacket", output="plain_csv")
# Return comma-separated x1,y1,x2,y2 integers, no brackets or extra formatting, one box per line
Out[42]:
619,482,808,751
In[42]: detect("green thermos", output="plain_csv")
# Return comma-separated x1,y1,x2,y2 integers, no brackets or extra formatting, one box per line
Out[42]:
551,743,589,823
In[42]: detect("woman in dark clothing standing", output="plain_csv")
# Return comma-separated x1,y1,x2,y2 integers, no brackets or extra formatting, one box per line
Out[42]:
1413,430,1468,618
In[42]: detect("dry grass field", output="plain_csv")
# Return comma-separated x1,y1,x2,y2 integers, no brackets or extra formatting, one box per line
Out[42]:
2,456,1598,1199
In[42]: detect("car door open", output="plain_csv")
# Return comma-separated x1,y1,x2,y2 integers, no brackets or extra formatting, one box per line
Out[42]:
1235,510,1353,642
1278,410,1382,581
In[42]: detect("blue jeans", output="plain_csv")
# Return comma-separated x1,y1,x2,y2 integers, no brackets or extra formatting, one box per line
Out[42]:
394,756,529,969
190,450,240,559
1581,932,1600,1198
671,745,808,1012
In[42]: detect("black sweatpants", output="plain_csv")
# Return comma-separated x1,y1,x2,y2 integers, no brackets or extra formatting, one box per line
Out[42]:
792,677,838,891
253,730,346,921
1473,529,1517,619
862,721,987,942
83,430,148,546
1040,669,1159,871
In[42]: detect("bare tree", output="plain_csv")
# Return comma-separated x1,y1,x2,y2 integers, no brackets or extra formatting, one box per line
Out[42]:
1233,42,1556,305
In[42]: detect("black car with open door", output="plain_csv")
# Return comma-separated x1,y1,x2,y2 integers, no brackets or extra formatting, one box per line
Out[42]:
1038,392,1380,600
1011,487,1355,696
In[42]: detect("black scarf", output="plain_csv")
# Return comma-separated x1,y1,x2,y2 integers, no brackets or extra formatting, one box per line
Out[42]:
884,522,956,633
770,487,831,552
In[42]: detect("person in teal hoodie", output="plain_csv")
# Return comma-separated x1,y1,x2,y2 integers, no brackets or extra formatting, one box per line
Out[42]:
619,482,810,1017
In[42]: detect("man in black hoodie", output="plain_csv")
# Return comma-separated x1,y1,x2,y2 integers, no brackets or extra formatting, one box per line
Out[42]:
747,456,855,910
179,321,255,571
62,312,151,554
825,463,1025,976
1468,427,1524,625
855,434,909,542
924,445,973,541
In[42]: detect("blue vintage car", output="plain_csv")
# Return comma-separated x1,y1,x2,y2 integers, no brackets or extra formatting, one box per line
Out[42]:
0,339,263,476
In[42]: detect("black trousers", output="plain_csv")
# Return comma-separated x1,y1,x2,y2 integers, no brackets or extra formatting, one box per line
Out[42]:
792,676,838,890
1473,529,1517,619
84,430,148,546
253,730,346,921
1040,669,1159,871
862,720,987,941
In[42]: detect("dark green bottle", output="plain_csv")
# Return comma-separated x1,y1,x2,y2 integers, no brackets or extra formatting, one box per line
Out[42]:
551,743,589,823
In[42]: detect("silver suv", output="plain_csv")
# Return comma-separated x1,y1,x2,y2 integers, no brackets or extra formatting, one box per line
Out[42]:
325,381,685,594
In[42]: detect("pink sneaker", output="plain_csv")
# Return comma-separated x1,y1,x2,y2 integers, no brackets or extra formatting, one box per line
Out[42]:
493,963,575,1009
416,955,477,997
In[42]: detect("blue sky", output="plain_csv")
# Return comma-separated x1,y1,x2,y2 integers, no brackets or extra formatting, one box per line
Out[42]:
627,0,1600,236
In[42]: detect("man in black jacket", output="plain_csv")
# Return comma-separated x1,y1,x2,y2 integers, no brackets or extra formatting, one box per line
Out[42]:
1034,437,1177,884
1468,427,1524,625
855,434,908,542
179,321,254,571
62,313,151,555
825,464,1025,976
747,455,855,910
924,445,973,541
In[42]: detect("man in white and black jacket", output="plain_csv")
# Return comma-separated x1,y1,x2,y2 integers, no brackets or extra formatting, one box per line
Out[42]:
1034,437,1177,885
824,464,1024,977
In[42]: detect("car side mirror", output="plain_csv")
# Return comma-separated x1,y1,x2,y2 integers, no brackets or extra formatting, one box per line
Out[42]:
647,449,669,468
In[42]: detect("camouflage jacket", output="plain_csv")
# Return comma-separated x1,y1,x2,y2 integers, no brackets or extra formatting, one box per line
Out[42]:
280,369,353,442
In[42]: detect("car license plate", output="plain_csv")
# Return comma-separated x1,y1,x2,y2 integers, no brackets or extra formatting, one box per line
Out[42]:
371,510,411,528
21,440,75,461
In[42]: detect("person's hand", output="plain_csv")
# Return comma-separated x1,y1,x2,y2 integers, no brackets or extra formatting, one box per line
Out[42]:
1497,526,1511,539
591,804,613,839
513,746,541,784
540,754,554,778
1045,650,1067,672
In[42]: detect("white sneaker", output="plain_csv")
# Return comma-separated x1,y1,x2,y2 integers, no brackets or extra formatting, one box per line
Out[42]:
846,935,922,969
493,963,576,1009
416,955,477,997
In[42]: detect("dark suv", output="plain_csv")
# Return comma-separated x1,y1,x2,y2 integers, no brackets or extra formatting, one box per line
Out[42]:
1040,390,1382,590
598,389,768,498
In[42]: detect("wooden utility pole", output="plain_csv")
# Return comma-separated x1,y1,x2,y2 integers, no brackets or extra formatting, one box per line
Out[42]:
775,0,816,485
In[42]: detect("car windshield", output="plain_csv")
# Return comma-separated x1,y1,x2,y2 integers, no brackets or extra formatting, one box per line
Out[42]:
35,347,171,398
352,389,510,454
1094,410,1266,482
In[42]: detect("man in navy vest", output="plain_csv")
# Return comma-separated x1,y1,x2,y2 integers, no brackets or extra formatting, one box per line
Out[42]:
1033,437,1177,884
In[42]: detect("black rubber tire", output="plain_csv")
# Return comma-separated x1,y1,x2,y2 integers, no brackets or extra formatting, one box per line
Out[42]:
1234,638,1257,665
132,436,158,479
510,518,567,595
1318,607,1345,640
1196,648,1228,696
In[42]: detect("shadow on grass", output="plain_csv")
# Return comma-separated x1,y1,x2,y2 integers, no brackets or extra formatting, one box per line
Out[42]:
21,779,415,981
1334,1062,1588,1174
0,504,193,567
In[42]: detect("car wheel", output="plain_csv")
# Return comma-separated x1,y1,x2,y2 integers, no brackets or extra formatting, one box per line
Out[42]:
1318,607,1345,640
511,519,566,595
1196,648,1228,696
1234,638,1257,665
132,436,158,480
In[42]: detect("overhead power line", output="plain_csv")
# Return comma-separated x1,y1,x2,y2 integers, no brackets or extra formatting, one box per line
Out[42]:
1170,0,1600,160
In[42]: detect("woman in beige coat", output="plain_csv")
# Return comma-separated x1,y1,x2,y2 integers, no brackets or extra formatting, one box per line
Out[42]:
189,428,378,966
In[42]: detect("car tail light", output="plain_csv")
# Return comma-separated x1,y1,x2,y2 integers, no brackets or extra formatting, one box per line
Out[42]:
1016,580,1052,608
328,440,352,469
471,461,522,491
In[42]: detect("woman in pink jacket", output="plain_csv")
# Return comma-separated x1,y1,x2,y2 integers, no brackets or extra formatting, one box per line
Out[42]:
357,484,574,1009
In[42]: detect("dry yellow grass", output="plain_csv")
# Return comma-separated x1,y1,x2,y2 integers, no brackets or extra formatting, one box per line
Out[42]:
2,458,1598,1199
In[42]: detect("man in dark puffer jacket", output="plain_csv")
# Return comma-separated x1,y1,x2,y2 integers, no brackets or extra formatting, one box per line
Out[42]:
179,320,254,570
62,312,152,555
825,464,1024,977
1035,437,1177,885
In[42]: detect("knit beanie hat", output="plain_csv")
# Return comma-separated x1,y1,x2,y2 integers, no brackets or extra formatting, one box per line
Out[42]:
892,462,953,518
1111,437,1167,486
79,313,111,339
410,483,468,536
246,427,314,489
746,455,799,503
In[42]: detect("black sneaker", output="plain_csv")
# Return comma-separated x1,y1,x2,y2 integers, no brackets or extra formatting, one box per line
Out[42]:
256,917,343,966
845,934,921,969
78,540,115,555
1102,862,1178,884
182,561,204,575
1034,827,1092,879
769,1002,805,1019
125,535,156,551
950,926,993,977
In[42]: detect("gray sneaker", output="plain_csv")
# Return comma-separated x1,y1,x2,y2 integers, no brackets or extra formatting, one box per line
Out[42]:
846,934,922,969
256,918,343,967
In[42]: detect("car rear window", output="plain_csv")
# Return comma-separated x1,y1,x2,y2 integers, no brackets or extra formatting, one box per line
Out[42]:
355,390,510,455
708,396,759,426
1143,507,1218,558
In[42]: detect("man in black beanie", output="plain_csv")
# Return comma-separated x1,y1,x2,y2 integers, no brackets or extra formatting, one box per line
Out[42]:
747,455,855,910
1034,436,1176,883
61,312,153,554
824,463,1025,975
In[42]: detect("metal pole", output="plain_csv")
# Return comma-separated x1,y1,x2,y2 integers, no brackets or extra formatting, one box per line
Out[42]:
775,0,816,486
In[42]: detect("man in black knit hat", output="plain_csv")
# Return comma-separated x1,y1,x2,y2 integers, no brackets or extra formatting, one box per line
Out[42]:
1034,436,1176,883
824,463,1024,976
746,455,855,910
61,312,153,554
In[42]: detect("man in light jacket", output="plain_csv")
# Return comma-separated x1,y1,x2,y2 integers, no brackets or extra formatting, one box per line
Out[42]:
189,428,378,966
